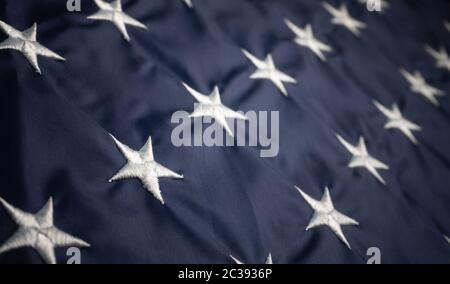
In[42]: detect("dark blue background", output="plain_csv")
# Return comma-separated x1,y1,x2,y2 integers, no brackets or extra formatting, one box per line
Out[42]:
0,0,449,263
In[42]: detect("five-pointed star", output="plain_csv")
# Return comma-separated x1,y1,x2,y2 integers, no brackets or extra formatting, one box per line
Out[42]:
284,19,333,62
0,197,90,264
358,0,390,12
425,46,450,73
182,83,248,137
400,69,445,107
242,49,297,96
336,134,389,185
295,186,359,249
87,0,147,42
230,254,272,264
0,21,65,74
183,0,193,8
373,100,421,145
322,2,367,36
109,135,183,204
445,235,450,244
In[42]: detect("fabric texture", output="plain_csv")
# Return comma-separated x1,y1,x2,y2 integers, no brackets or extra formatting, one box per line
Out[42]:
0,0,449,264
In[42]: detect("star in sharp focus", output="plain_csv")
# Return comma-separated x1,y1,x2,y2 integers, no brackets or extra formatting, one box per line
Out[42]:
284,19,333,62
241,49,297,96
336,134,389,185
87,0,147,42
425,46,450,73
373,100,421,145
0,21,65,74
358,0,390,12
0,197,90,264
295,186,359,249
183,0,193,8
400,69,445,107
230,253,272,264
182,83,248,137
109,135,183,204
322,2,367,36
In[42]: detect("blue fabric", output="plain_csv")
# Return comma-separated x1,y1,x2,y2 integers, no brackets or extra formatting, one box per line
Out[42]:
0,0,449,264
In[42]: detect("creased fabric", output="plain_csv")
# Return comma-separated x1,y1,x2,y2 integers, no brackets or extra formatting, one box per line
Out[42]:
0,0,449,264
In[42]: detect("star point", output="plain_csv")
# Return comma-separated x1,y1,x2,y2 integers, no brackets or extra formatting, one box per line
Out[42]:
336,134,389,185
0,21,66,74
400,69,445,107
322,2,366,36
425,45,450,73
242,49,297,96
183,0,193,8
87,0,147,42
284,19,332,61
0,197,90,264
295,186,358,249
182,83,248,137
373,100,421,145
230,253,273,264
109,134,183,204
444,21,450,33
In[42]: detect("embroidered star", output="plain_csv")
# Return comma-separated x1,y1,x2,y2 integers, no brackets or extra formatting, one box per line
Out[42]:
182,83,248,137
425,46,450,73
0,21,65,74
230,254,272,264
284,19,332,62
445,235,450,244
109,135,183,204
336,134,389,185
400,69,445,107
0,197,90,264
373,100,421,145
295,186,359,249
87,0,147,42
358,0,390,12
241,49,297,96
444,21,450,33
183,0,193,8
322,2,367,36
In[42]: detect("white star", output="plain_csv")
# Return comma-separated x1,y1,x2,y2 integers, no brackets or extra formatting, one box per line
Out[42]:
109,135,183,204
425,46,450,73
322,2,367,36
241,49,297,96
295,186,359,249
400,69,445,107
0,21,65,74
230,253,272,264
336,134,389,185
182,83,248,137
373,100,421,145
444,21,450,33
445,235,450,244
0,197,90,264
87,0,147,42
183,0,193,8
284,19,333,62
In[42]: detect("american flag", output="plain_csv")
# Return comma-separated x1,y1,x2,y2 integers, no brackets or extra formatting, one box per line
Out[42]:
0,0,449,264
